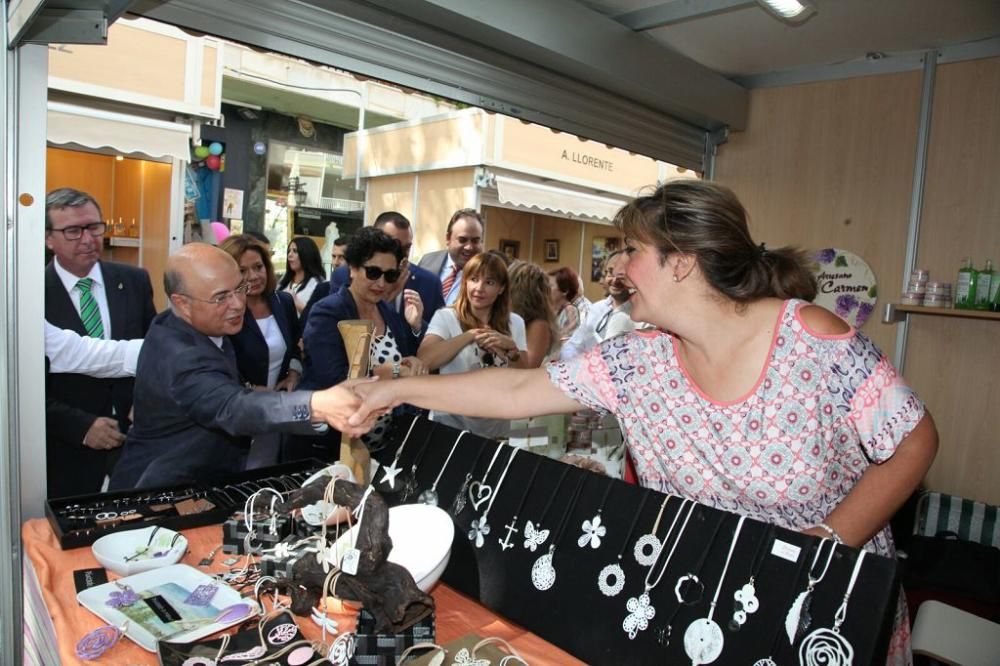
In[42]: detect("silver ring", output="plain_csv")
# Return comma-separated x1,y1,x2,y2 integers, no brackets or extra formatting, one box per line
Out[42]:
95,511,118,520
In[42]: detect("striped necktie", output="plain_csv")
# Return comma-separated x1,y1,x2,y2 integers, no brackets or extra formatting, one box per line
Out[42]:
76,278,105,339
441,264,459,299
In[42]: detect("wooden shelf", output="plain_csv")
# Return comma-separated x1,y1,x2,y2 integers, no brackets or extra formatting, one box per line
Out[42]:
883,302,1000,323
109,236,141,248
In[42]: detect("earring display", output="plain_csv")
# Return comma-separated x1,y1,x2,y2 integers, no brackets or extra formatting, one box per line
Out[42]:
598,492,649,597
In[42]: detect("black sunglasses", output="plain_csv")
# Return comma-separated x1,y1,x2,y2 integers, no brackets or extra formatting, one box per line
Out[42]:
361,265,402,284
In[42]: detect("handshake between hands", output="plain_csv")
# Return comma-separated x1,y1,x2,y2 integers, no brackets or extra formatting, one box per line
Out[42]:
308,377,403,438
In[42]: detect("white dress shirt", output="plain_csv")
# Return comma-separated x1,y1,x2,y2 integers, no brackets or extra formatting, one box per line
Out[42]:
52,258,111,340
45,322,142,377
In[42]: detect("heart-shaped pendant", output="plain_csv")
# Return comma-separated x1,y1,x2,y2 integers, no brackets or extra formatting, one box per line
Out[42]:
468,481,493,511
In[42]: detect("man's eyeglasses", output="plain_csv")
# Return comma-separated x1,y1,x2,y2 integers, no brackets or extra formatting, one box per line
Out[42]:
361,265,402,284
181,281,252,306
48,222,107,240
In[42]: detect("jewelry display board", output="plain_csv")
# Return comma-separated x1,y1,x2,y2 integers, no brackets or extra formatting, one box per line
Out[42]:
378,416,899,666
46,459,328,549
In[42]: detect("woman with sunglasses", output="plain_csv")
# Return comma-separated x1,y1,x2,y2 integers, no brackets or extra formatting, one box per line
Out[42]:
278,236,327,314
417,252,528,439
296,227,425,456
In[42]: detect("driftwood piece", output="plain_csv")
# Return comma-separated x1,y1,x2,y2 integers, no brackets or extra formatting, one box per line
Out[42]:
273,479,434,633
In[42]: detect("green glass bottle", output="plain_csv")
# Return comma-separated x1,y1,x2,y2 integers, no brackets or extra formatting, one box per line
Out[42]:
955,256,977,309
992,267,1000,312
975,259,995,310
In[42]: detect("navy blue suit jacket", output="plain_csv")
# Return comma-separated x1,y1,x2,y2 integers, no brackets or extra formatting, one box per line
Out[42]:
45,260,156,497
299,286,422,391
322,264,445,336
228,290,301,387
110,310,319,490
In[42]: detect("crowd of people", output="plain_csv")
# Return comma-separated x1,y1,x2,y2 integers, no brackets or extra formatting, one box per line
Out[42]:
44,180,936,662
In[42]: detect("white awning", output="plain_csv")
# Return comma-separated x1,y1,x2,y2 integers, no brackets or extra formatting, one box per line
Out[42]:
47,102,191,162
494,175,627,223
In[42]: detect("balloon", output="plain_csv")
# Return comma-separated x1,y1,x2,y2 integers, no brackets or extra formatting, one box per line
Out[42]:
205,155,221,170
253,141,266,156
193,145,210,159
209,142,224,155
210,222,231,244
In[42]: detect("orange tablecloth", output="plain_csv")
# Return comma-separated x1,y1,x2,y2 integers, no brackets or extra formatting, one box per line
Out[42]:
23,518,583,665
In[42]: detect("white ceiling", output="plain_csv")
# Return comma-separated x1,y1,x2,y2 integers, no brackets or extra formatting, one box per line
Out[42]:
581,0,1000,79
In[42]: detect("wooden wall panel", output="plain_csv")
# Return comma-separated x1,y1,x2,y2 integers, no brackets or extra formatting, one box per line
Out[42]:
529,215,582,272
714,71,923,355
482,206,532,262
45,147,114,220
141,161,174,311
902,57,1000,505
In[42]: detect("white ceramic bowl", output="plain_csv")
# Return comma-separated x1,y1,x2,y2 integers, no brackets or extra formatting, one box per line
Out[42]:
332,504,453,592
299,463,356,526
91,526,188,577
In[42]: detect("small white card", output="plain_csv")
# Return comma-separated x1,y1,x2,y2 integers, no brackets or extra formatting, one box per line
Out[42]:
341,548,360,576
771,539,802,563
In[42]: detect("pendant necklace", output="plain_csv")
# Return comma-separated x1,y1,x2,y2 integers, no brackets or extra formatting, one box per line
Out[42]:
798,549,865,666
633,493,675,567
530,471,588,591
597,492,650,597
398,423,438,502
622,498,695,640
418,430,468,506
728,524,774,633
497,455,543,552
522,464,571,553
448,442,490,517
653,511,728,648
751,541,811,666
682,515,746,665
784,538,837,644
467,446,520,548
578,478,614,549
376,415,420,490
463,442,504,517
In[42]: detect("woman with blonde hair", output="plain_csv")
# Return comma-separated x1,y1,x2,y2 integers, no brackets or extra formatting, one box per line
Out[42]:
509,261,559,367
418,252,528,438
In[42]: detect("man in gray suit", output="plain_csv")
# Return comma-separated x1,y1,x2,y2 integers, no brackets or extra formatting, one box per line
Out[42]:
417,208,484,306
109,243,370,490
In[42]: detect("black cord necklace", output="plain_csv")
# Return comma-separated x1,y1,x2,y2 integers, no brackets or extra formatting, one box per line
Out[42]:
530,471,588,591
398,422,438,502
597,491,651,597
728,524,775,632
448,441,491,517
522,463,572,553
496,454,544,552
577,478,615,550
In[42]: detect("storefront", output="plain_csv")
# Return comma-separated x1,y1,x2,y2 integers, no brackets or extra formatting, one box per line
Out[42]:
343,108,694,300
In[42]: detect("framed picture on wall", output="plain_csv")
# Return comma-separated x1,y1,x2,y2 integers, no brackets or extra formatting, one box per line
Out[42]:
591,237,622,281
499,239,520,261
544,239,560,262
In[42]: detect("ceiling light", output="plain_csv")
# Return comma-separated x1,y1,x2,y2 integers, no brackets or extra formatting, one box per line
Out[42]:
756,0,816,24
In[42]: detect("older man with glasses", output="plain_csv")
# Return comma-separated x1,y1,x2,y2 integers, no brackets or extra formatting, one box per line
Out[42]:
109,243,376,490
44,187,157,498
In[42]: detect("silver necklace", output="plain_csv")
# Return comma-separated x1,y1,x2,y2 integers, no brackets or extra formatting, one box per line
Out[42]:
784,538,837,644
578,479,613,549
633,494,673,566
682,515,746,665
798,549,865,666
522,464,570,553
597,492,649,597
622,499,695,640
465,443,504,514
530,471,588,591
467,446,519,548
377,416,419,490
497,455,543,552
418,430,467,506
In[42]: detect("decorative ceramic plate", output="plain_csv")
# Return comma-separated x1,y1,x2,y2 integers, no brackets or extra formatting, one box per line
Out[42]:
76,564,255,652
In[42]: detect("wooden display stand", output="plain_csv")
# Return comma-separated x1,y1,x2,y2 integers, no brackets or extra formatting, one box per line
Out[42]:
338,319,375,484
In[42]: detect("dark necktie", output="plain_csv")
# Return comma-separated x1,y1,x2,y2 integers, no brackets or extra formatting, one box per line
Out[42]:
441,265,460,299
76,278,105,338
221,337,237,368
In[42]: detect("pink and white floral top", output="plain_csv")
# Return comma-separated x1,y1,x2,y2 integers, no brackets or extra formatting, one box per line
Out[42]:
546,299,925,558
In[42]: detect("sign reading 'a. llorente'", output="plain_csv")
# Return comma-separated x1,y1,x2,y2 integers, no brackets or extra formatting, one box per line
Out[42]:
561,150,614,171
811,248,878,328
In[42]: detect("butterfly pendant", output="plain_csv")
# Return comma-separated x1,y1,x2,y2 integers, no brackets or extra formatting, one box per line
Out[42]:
522,520,550,552
452,647,490,666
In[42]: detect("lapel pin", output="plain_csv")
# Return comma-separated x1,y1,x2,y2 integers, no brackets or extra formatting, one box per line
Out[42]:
118,283,124,290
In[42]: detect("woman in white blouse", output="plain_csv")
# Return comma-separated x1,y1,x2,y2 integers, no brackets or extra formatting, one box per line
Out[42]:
278,236,326,314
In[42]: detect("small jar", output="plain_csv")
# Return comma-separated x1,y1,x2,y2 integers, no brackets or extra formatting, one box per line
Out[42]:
925,281,952,296
900,295,923,306
922,294,952,308
910,268,930,282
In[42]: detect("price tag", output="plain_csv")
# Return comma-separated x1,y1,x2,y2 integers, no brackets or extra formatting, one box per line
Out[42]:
771,539,802,563
341,548,360,576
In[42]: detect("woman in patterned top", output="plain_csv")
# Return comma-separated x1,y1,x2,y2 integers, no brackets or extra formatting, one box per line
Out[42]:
351,180,937,664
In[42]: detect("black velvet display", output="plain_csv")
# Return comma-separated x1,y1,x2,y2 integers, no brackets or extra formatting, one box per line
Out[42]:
379,416,900,665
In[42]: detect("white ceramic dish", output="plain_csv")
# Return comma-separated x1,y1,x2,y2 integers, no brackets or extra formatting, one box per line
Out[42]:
91,526,188,577
299,463,356,526
76,564,254,652
331,504,454,592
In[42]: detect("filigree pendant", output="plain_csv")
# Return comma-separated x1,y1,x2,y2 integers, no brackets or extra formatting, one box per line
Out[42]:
785,588,814,643
449,473,472,516
623,591,656,640
798,627,853,666
418,488,439,506
633,533,661,566
683,618,724,665
598,562,625,597
531,549,556,591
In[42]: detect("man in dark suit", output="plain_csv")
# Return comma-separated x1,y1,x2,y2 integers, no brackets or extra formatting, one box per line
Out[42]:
44,188,156,498
306,212,445,335
109,243,370,490
417,208,484,306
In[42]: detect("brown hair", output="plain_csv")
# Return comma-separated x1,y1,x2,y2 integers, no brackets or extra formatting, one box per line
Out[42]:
614,180,816,303
510,262,559,354
454,253,511,335
446,208,484,235
219,234,277,294
548,266,580,302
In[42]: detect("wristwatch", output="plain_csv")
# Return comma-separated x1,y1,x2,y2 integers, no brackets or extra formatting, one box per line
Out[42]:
392,362,401,379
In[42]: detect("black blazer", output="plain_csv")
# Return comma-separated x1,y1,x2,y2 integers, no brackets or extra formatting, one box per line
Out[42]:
228,291,301,387
109,310,320,490
44,260,156,498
